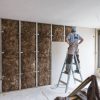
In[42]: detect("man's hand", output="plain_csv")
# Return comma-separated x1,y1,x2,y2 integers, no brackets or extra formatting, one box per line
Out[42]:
69,42,78,46
78,37,84,45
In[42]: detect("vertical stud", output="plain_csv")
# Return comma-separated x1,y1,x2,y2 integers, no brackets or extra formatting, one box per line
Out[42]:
64,25,65,42
19,21,21,89
51,24,52,42
0,19,2,93
50,24,52,84
36,22,38,87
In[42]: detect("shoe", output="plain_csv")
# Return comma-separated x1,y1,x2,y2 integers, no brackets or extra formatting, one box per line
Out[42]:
64,70,69,74
74,69,79,73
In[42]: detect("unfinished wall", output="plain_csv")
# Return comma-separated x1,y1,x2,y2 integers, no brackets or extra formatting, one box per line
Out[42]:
0,19,53,92
38,23,51,86
0,18,95,93
2,19,19,92
0,19,52,92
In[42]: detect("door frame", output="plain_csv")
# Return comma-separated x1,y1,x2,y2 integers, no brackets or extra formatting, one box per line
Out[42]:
95,29,100,78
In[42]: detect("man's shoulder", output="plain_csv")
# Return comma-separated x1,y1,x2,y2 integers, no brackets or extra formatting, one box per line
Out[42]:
68,32,73,36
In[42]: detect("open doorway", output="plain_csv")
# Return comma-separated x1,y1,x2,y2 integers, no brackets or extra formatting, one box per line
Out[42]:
95,29,100,77
98,30,100,68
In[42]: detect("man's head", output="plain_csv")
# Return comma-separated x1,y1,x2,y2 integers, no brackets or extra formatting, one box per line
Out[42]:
71,26,76,33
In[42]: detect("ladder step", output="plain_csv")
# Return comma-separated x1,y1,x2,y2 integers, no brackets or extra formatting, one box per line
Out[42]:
74,71,80,74
60,80,67,85
72,63,76,65
62,72,68,74
74,78,82,83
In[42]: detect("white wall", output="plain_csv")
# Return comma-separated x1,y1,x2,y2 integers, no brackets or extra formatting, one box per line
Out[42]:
51,42,68,85
51,27,95,88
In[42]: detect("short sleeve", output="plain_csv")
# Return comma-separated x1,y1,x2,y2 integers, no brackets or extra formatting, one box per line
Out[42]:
66,33,71,40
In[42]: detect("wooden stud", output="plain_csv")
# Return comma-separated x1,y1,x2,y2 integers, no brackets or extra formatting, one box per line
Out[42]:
0,19,2,93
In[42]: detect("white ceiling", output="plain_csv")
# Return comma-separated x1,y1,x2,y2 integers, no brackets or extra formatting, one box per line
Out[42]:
0,0,100,28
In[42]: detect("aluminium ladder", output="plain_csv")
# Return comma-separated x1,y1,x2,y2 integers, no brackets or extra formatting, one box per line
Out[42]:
57,53,83,93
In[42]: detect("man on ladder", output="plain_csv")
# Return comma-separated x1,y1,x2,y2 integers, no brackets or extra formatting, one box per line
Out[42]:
56,26,84,92
64,26,84,74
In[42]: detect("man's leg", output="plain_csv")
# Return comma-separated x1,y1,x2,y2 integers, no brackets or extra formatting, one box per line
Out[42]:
74,54,80,73
64,54,73,74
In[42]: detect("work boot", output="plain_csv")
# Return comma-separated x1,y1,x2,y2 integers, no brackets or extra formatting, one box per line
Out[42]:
64,64,71,74
74,63,80,73
74,69,79,73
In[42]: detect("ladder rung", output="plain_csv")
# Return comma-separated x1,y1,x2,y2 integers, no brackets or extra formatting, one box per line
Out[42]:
60,80,67,85
74,78,82,83
74,71,80,74
62,72,68,74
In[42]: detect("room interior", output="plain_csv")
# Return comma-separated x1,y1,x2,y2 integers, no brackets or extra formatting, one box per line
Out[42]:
0,0,100,100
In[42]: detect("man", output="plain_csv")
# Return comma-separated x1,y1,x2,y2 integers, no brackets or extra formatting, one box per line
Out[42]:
64,26,84,74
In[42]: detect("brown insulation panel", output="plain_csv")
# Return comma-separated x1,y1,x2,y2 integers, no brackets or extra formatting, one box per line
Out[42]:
38,23,51,86
2,19,19,92
21,21,36,89
52,25,64,41
65,26,72,39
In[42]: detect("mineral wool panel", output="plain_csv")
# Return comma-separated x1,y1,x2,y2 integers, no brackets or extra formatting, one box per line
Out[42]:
38,23,51,37
52,25,64,41
38,57,51,70
38,71,51,86
38,23,51,58
21,21,36,89
38,23,51,86
65,26,72,37
2,19,19,92
38,37,51,57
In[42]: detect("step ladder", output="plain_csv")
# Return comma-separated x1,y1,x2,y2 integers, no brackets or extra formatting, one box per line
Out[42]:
57,53,83,93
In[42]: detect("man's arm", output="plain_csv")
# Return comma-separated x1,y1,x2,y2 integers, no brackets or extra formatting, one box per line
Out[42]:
78,36,84,45
66,37,70,44
65,34,70,44
66,37,73,45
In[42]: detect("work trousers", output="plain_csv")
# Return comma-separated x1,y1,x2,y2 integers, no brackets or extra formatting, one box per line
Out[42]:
66,54,80,64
